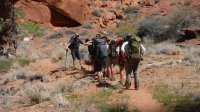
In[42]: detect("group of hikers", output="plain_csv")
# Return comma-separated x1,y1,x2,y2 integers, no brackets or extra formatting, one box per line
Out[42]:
66,33,145,90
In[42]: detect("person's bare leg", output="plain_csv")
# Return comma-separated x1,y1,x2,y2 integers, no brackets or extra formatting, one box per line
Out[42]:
119,66,124,84
97,71,103,82
79,59,83,69
73,59,76,68
111,64,115,80
108,67,112,79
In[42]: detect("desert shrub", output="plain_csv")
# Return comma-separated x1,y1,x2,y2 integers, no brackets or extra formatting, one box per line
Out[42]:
51,45,65,62
154,85,200,111
112,22,138,36
136,16,164,41
155,43,181,55
64,30,76,35
93,88,113,110
154,0,161,4
79,30,88,36
17,22,44,39
115,6,121,10
82,22,93,29
124,7,139,14
100,103,138,112
24,87,50,105
16,58,30,67
56,79,73,93
92,9,102,17
46,32,63,40
51,93,71,107
163,6,198,39
183,46,200,64
125,14,137,21
1,92,10,109
0,59,13,72
184,0,192,6
15,7,25,19
137,6,199,42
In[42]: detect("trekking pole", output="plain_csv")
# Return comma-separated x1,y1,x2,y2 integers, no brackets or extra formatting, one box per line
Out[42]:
65,49,68,70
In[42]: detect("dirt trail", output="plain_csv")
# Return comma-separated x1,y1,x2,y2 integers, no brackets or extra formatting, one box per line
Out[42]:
125,87,163,112
82,63,164,112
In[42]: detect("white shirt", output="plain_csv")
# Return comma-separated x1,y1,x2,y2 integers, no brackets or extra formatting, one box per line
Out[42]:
120,42,146,53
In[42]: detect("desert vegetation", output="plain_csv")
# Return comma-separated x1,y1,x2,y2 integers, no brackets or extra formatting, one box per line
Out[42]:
0,0,200,112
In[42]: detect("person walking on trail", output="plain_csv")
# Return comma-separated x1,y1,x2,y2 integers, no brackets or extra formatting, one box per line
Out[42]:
93,34,108,82
66,34,87,70
116,38,124,85
123,35,145,90
107,38,118,81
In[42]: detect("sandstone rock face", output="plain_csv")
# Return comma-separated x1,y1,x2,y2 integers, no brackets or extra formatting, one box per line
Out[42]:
138,0,153,6
16,0,51,26
15,0,88,27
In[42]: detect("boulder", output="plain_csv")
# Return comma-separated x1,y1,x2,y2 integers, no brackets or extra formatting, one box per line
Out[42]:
15,0,51,26
103,12,116,20
177,26,200,42
15,0,88,27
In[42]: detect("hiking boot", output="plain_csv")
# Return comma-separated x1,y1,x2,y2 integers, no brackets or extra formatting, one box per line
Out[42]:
125,82,131,89
119,80,123,85
135,86,139,90
110,77,115,81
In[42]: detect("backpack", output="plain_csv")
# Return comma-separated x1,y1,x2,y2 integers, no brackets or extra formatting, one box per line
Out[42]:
127,36,142,59
68,38,80,50
93,38,108,58
108,40,117,58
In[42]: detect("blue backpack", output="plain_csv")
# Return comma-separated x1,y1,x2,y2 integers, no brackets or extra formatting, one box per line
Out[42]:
94,38,108,58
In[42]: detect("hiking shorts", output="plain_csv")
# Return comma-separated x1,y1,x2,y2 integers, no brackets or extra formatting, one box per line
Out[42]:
94,57,107,72
118,56,125,67
71,49,81,60
107,57,117,66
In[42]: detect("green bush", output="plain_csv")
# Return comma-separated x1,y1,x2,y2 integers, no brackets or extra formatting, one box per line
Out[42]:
112,22,138,36
154,85,200,111
137,16,163,41
137,6,199,42
15,7,25,19
99,103,138,112
17,58,30,67
92,9,102,17
0,59,13,72
17,22,44,38
124,7,139,14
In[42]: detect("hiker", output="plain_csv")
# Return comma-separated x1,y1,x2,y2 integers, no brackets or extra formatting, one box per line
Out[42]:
66,34,87,70
116,37,125,84
93,34,108,82
107,38,118,81
85,38,94,71
123,35,145,90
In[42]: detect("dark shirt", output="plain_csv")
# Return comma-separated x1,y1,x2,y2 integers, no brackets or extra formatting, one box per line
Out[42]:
88,45,93,55
68,38,83,50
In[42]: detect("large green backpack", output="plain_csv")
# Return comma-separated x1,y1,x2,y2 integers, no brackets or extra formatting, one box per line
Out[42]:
127,36,142,59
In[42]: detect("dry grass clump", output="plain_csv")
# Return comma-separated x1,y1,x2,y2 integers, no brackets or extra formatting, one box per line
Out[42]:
55,79,73,93
51,93,71,107
23,86,50,105
50,45,66,62
183,46,200,64
144,41,181,55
